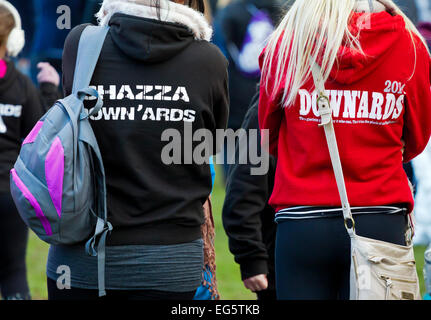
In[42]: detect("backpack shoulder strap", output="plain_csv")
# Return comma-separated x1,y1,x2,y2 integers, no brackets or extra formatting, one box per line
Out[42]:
72,25,110,94
68,25,111,297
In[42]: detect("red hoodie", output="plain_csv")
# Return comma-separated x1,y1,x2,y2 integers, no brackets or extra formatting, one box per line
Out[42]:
258,11,431,213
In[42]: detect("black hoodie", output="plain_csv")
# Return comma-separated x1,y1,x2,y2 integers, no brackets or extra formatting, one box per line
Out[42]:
62,13,229,246
0,60,45,193
222,89,276,289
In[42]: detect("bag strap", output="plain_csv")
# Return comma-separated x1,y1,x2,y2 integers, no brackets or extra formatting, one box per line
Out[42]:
72,25,109,94
310,62,415,244
67,26,109,123
310,62,356,236
70,25,112,297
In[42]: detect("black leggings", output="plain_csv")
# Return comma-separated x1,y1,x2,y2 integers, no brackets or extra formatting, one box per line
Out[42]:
47,278,197,300
275,213,407,300
0,193,30,300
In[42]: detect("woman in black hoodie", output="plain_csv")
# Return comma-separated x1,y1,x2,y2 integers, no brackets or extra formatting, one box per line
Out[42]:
0,1,59,300
46,0,229,300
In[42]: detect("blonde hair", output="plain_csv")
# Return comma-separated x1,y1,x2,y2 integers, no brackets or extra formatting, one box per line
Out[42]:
262,0,428,108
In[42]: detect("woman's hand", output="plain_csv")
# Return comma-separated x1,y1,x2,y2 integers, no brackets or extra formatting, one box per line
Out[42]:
243,274,268,293
37,62,60,87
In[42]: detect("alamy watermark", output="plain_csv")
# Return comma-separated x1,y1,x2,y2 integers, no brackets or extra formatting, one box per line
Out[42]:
56,5,71,30
56,265,71,290
161,123,270,176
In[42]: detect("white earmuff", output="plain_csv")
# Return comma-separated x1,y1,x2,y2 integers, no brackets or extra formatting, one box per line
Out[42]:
0,0,25,57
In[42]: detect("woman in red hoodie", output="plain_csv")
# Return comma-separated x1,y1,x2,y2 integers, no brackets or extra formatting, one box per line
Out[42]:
259,0,431,300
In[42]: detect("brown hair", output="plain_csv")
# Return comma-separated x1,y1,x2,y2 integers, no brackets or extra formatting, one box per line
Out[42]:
0,4,15,48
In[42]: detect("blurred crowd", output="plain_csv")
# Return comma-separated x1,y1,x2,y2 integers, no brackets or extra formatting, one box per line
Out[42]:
9,0,100,82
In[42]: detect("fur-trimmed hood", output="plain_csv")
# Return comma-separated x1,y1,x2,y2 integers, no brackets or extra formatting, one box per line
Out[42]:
94,1,214,63
96,0,212,41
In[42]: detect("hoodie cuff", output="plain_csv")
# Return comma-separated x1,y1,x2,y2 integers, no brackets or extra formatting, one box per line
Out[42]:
239,259,269,281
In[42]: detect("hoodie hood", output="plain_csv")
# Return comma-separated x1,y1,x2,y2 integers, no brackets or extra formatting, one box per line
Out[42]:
329,11,407,84
108,13,196,63
97,0,212,63
97,0,212,40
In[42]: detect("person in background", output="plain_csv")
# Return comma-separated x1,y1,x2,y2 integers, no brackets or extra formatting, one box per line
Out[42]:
222,89,277,300
8,0,102,82
220,0,291,299
0,1,59,300
212,0,283,180
29,0,95,83
36,61,61,110
220,0,289,300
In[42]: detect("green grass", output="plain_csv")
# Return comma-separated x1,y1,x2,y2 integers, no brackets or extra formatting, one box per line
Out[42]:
415,245,428,296
26,165,428,300
26,232,49,300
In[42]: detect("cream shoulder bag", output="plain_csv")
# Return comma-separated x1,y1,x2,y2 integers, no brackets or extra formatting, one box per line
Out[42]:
311,62,421,300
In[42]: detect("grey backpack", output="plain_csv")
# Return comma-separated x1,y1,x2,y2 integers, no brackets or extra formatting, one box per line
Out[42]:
10,26,112,296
